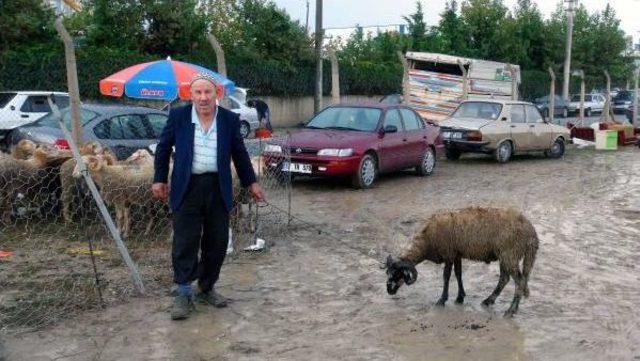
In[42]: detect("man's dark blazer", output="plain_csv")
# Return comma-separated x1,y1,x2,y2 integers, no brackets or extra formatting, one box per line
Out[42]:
154,104,257,213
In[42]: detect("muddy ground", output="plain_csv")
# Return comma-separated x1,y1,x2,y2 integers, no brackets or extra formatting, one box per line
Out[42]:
2,145,640,360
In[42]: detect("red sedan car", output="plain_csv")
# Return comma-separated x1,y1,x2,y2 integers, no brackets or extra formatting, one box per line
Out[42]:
263,104,442,188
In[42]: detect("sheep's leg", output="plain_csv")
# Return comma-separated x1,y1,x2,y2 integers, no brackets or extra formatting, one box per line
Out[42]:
454,257,466,304
123,206,131,239
115,206,123,237
436,262,453,306
504,268,524,317
482,265,510,306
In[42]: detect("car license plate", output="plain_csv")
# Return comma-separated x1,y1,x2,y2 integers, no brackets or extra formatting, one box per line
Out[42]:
282,162,312,174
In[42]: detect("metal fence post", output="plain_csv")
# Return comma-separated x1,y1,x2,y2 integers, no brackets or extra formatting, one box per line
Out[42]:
47,97,146,295
548,67,555,124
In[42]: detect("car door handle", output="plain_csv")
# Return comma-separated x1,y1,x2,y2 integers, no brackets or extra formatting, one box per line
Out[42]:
21,114,29,118
529,124,535,128
422,136,427,139
402,138,408,142
510,125,516,128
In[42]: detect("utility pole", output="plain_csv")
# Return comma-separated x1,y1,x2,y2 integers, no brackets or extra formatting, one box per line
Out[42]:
305,0,310,34
314,0,323,113
562,0,576,101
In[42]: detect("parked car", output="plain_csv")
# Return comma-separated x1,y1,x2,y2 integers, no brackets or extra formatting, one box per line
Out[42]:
9,104,167,160
227,87,260,138
439,100,571,163
613,90,636,114
533,95,568,118
567,93,605,117
0,91,69,150
262,104,441,189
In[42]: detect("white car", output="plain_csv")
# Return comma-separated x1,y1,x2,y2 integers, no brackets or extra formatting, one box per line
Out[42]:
227,88,260,138
0,91,69,148
567,93,605,117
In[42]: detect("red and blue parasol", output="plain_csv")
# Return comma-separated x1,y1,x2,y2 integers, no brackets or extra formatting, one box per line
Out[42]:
99,57,234,101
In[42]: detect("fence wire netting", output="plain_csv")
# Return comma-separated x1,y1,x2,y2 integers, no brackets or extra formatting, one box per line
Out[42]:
0,110,292,334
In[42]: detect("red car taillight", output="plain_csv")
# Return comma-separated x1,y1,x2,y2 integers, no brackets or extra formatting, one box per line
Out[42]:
465,130,483,141
54,138,70,149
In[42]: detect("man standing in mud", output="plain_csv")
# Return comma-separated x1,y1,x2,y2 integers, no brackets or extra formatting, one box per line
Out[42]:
152,73,265,320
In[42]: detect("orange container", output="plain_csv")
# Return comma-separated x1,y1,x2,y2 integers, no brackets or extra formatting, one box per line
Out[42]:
255,128,272,138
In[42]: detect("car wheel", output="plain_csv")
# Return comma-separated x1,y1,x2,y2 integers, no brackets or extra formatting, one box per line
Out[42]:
416,147,436,176
240,121,250,139
445,148,461,161
352,153,377,189
495,141,512,163
544,138,565,159
585,108,592,117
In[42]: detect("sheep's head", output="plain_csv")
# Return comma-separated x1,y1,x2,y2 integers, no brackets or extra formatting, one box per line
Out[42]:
385,255,417,295
13,140,37,159
73,155,103,178
124,149,153,165
80,141,104,156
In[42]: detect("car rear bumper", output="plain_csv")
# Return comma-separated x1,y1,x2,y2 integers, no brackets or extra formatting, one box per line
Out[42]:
613,104,629,113
444,140,491,153
263,153,360,176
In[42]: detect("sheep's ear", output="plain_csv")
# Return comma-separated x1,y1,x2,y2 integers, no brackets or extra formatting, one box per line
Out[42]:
403,266,418,285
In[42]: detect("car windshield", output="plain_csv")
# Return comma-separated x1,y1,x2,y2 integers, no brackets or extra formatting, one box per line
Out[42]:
306,107,381,132
615,91,634,101
36,107,99,128
452,102,502,120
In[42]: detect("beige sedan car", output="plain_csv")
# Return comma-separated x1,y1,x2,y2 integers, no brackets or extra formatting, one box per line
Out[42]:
438,100,571,163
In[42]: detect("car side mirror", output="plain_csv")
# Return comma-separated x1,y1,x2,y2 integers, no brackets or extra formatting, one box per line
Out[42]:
383,125,398,133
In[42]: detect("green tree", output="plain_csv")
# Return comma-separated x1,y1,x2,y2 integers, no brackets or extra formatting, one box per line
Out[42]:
433,0,469,56
140,0,210,56
509,0,547,69
0,0,57,53
235,0,312,63
460,0,509,59
403,1,428,51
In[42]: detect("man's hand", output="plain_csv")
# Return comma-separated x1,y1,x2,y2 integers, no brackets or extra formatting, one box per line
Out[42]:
249,182,265,202
151,182,169,202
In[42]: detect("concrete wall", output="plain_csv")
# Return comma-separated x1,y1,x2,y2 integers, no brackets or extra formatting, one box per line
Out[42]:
261,95,384,127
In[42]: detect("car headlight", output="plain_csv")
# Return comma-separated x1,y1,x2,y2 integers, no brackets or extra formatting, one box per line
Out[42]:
265,144,282,153
317,148,353,157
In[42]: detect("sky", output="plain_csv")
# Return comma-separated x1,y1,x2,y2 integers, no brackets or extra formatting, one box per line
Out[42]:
272,0,640,44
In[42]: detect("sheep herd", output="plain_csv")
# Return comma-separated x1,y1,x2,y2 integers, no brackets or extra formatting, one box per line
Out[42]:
1,140,264,243
0,140,167,239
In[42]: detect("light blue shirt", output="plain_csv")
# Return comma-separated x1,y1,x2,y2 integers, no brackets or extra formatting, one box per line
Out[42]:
191,105,218,174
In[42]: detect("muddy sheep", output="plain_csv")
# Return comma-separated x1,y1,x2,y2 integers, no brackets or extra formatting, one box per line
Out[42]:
59,142,117,223
11,140,37,160
74,153,163,238
0,147,71,222
385,207,539,317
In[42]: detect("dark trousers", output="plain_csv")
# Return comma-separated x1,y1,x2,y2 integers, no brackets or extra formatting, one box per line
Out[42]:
172,173,229,293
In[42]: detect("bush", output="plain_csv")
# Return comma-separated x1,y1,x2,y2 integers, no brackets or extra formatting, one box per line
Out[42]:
0,45,403,99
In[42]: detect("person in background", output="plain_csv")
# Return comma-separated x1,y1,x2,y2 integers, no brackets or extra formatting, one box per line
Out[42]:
247,99,272,131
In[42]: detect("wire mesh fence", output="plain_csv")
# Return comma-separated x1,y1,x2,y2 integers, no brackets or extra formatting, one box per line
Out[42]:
0,107,292,334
